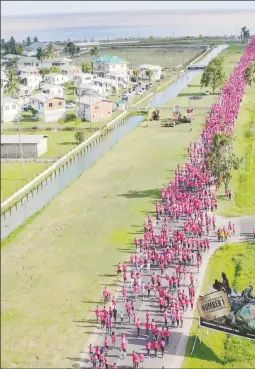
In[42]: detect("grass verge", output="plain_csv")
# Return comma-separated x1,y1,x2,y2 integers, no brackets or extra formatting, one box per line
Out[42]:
184,242,255,369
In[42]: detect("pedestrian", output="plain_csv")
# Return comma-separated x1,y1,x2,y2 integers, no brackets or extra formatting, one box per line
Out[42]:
111,331,116,348
122,340,127,359
136,318,141,338
160,339,165,357
146,340,151,357
153,339,159,357
139,351,144,368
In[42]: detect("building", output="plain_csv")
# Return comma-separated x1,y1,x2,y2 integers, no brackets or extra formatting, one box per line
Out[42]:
44,73,69,85
40,83,64,96
73,41,100,52
92,54,128,81
17,56,40,68
30,93,66,122
20,74,42,90
138,64,162,80
22,42,51,57
1,134,48,158
73,73,94,86
93,77,119,94
61,64,82,81
1,97,20,123
18,66,40,76
13,84,32,100
76,95,112,122
75,83,106,99
2,54,20,62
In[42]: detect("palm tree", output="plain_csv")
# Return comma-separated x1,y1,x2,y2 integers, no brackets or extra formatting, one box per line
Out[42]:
36,47,44,66
26,36,32,46
65,42,76,57
5,70,21,97
33,36,39,43
241,27,250,43
7,36,16,54
44,43,57,59
90,45,99,58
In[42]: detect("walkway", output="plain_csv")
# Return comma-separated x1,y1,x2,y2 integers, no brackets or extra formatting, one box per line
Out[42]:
78,203,255,369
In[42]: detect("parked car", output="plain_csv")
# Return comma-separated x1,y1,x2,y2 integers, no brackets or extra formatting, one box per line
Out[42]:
66,103,75,108
205,90,210,95
149,83,152,88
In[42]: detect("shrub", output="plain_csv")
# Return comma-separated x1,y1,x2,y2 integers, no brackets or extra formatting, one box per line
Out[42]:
63,126,76,131
75,130,85,143
65,112,76,122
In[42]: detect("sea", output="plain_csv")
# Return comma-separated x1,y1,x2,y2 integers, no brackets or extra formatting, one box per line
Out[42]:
1,10,255,42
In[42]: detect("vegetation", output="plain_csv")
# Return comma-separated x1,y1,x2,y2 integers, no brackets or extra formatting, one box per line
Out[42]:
81,61,93,74
217,83,255,216
75,130,85,143
65,41,76,57
201,55,227,93
4,70,21,97
245,62,255,86
44,43,57,59
240,26,250,43
145,69,153,81
25,36,32,46
90,45,99,58
206,132,243,190
36,47,44,65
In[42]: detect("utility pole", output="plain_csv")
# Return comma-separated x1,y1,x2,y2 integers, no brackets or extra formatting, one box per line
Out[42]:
17,113,26,179
187,76,191,109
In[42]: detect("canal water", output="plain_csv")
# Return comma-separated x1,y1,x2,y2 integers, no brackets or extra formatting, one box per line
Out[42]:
1,45,228,240
1,115,144,239
148,44,228,107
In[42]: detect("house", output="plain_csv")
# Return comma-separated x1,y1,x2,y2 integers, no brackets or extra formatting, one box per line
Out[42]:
2,54,20,62
138,64,162,80
30,93,66,122
73,41,100,52
61,64,82,81
20,74,42,91
104,72,128,89
40,57,72,69
93,77,118,94
75,83,105,99
92,54,128,81
44,73,69,85
17,56,40,68
22,42,51,57
40,83,64,96
1,135,48,158
18,66,40,76
76,95,112,122
1,97,20,123
73,73,94,86
13,84,32,99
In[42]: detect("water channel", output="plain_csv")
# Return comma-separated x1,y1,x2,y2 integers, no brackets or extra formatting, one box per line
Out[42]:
1,45,228,240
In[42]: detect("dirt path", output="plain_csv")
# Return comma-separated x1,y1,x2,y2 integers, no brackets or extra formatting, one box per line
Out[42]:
78,207,255,369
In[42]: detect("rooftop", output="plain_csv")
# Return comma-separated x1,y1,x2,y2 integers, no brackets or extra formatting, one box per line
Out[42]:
1,96,20,106
18,66,40,72
78,83,98,89
3,54,20,60
32,93,65,102
92,54,127,65
1,135,48,145
46,73,66,78
76,96,103,106
41,83,63,90
94,77,117,84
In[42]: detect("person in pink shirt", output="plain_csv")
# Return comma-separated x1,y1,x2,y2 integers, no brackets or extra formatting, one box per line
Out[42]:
112,363,117,369
139,351,144,368
152,339,159,357
111,331,116,348
121,340,127,358
104,354,109,369
136,318,141,338
160,339,166,357
145,340,151,357
95,305,100,322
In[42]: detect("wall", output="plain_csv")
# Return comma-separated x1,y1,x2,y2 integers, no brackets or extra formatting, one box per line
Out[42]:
1,143,37,158
91,101,112,122
2,104,20,123
45,98,65,111
37,137,48,157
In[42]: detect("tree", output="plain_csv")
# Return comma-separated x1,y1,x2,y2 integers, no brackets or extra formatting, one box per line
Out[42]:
33,36,39,42
65,42,76,57
44,43,57,59
90,45,99,58
112,86,117,95
206,132,243,190
145,69,153,81
15,46,23,55
6,36,16,54
39,68,50,78
245,62,255,86
49,66,61,74
75,130,85,143
5,70,21,97
36,47,44,65
81,61,93,74
241,27,250,43
26,36,32,46
201,56,226,93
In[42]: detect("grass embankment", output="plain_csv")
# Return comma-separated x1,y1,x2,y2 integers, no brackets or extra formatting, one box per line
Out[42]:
1,44,244,368
217,84,255,216
184,242,255,368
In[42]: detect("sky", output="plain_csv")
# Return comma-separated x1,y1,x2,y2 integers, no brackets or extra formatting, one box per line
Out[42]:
2,0,255,16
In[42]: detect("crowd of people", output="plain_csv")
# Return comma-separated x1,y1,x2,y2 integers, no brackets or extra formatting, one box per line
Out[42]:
87,38,255,369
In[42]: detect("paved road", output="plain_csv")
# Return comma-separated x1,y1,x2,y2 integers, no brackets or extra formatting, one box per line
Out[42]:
79,204,255,368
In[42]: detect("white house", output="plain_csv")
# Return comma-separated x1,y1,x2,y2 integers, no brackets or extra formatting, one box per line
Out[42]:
17,56,40,68
40,83,64,96
13,84,32,99
1,134,48,158
138,64,162,80
30,93,66,122
92,55,128,82
93,77,118,95
73,73,94,86
75,83,106,99
18,66,40,76
1,97,20,123
61,64,82,81
76,95,112,122
20,74,42,90
44,73,69,85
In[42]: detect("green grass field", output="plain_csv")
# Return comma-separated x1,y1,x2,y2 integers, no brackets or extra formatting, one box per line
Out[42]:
184,242,255,369
216,84,255,217
75,47,205,68
1,43,246,368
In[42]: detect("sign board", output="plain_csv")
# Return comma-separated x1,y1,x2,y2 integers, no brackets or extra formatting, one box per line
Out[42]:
197,281,255,340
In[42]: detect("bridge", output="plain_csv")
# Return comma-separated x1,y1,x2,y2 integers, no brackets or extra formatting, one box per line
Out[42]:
128,106,211,112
